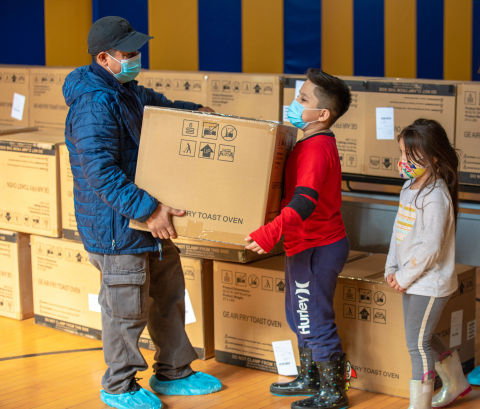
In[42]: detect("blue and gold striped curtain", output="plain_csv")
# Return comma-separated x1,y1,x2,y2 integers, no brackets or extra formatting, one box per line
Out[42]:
1,0,479,80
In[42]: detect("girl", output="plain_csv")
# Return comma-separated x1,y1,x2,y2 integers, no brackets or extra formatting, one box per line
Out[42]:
385,119,471,409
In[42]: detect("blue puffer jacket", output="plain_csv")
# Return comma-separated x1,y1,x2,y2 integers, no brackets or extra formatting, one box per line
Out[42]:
63,62,201,254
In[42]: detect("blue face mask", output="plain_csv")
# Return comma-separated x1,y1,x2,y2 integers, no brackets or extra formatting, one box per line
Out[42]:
107,52,141,83
287,99,323,129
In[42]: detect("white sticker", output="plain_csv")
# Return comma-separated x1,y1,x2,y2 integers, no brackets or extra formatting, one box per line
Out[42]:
295,80,305,99
11,93,26,121
272,340,298,376
88,293,101,313
449,310,463,348
375,107,395,140
466,319,476,341
185,289,196,325
283,105,289,122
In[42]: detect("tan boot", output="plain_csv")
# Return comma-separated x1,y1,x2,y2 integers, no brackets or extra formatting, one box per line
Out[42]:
432,350,471,407
408,379,433,409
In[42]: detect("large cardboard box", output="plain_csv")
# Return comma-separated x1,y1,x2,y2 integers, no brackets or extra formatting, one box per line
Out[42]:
31,235,102,339
0,66,30,127
139,257,214,359
213,250,369,373
363,79,456,178
0,229,32,320
207,72,283,121
137,70,208,107
59,143,80,241
455,82,480,185
336,253,476,398
0,130,64,237
0,125,37,135
29,67,71,129
131,107,297,245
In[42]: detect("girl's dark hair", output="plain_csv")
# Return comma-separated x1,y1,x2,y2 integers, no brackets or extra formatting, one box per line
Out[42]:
398,118,459,222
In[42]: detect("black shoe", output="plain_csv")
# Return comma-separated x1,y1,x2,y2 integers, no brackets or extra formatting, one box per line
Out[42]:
270,347,320,396
291,353,349,409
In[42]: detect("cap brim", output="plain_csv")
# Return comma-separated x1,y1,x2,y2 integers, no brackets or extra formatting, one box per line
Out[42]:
115,31,153,52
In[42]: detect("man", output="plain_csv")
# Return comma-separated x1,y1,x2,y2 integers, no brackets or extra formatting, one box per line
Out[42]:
63,16,221,409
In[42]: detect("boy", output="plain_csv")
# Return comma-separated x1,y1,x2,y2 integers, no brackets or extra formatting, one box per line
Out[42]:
245,69,351,409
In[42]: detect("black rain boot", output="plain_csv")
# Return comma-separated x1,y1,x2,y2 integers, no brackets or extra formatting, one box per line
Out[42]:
270,347,320,396
291,352,349,409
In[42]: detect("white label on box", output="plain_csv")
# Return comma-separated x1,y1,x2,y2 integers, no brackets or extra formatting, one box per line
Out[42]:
185,289,196,325
376,107,395,140
466,319,476,341
11,93,26,121
295,80,305,99
272,340,298,376
283,105,289,122
88,293,101,313
449,310,463,348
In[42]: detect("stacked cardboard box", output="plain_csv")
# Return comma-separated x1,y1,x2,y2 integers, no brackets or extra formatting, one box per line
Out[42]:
0,129,64,237
0,65,30,127
335,253,476,398
0,229,32,320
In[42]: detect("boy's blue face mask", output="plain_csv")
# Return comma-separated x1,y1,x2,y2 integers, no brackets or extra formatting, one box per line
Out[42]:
287,99,323,129
107,52,141,83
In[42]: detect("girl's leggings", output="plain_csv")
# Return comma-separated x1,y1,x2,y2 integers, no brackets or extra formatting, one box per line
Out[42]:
403,293,450,380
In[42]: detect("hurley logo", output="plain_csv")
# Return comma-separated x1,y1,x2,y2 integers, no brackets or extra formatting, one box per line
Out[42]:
295,281,311,334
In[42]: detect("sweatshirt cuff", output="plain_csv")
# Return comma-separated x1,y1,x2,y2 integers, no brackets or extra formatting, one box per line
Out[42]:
250,229,275,253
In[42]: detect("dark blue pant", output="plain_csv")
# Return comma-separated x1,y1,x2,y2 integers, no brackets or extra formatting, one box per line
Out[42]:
285,237,349,362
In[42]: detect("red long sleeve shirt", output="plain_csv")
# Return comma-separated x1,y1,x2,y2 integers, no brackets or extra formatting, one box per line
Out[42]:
250,131,346,256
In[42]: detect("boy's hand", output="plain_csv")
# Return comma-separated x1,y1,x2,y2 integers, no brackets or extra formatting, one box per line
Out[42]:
146,203,185,239
244,236,266,254
386,273,406,292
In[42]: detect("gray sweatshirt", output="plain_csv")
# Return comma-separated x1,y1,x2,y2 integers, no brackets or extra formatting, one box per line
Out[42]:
385,178,458,297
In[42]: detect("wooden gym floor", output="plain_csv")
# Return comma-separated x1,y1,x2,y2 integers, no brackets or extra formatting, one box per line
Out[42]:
1,317,478,409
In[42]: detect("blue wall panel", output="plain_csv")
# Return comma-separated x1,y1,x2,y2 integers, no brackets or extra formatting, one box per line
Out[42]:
417,0,444,79
198,0,242,72
0,1,45,65
353,0,384,77
283,0,321,74
92,0,150,68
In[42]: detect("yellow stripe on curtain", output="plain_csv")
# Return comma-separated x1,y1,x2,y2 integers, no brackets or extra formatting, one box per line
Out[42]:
44,0,92,67
384,0,416,79
321,0,353,76
242,0,283,73
444,0,472,80
148,0,199,71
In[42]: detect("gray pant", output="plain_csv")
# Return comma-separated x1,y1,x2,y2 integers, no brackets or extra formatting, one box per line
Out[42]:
88,240,198,394
403,293,450,380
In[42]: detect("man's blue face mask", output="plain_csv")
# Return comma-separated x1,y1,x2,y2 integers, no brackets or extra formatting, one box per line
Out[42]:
287,99,323,129
107,52,141,83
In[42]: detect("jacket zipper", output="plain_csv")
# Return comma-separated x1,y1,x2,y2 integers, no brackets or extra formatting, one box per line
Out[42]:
111,209,116,250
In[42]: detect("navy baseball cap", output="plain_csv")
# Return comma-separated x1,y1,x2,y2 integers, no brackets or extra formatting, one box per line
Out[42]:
87,16,153,55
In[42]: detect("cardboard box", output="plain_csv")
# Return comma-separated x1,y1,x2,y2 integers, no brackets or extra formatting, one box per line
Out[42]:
363,79,456,178
31,235,102,339
131,107,297,245
0,125,37,135
137,70,208,107
29,67,71,129
0,65,30,127
213,250,369,373
173,236,284,263
455,82,480,185
336,253,476,398
207,72,283,121
139,257,214,359
0,129,64,237
59,143,80,241
0,229,32,320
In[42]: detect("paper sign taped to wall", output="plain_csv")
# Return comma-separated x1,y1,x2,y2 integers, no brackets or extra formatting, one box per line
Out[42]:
11,93,26,121
376,107,395,140
272,340,298,376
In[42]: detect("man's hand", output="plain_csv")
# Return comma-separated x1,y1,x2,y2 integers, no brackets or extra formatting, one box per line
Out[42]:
386,273,406,292
146,203,185,239
198,106,215,113
244,236,266,254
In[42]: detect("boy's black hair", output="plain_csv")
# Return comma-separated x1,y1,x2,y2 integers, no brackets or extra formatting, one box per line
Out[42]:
306,68,351,127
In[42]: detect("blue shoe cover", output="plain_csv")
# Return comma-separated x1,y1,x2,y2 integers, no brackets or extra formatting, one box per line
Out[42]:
101,387,163,409
149,371,222,395
467,365,480,386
